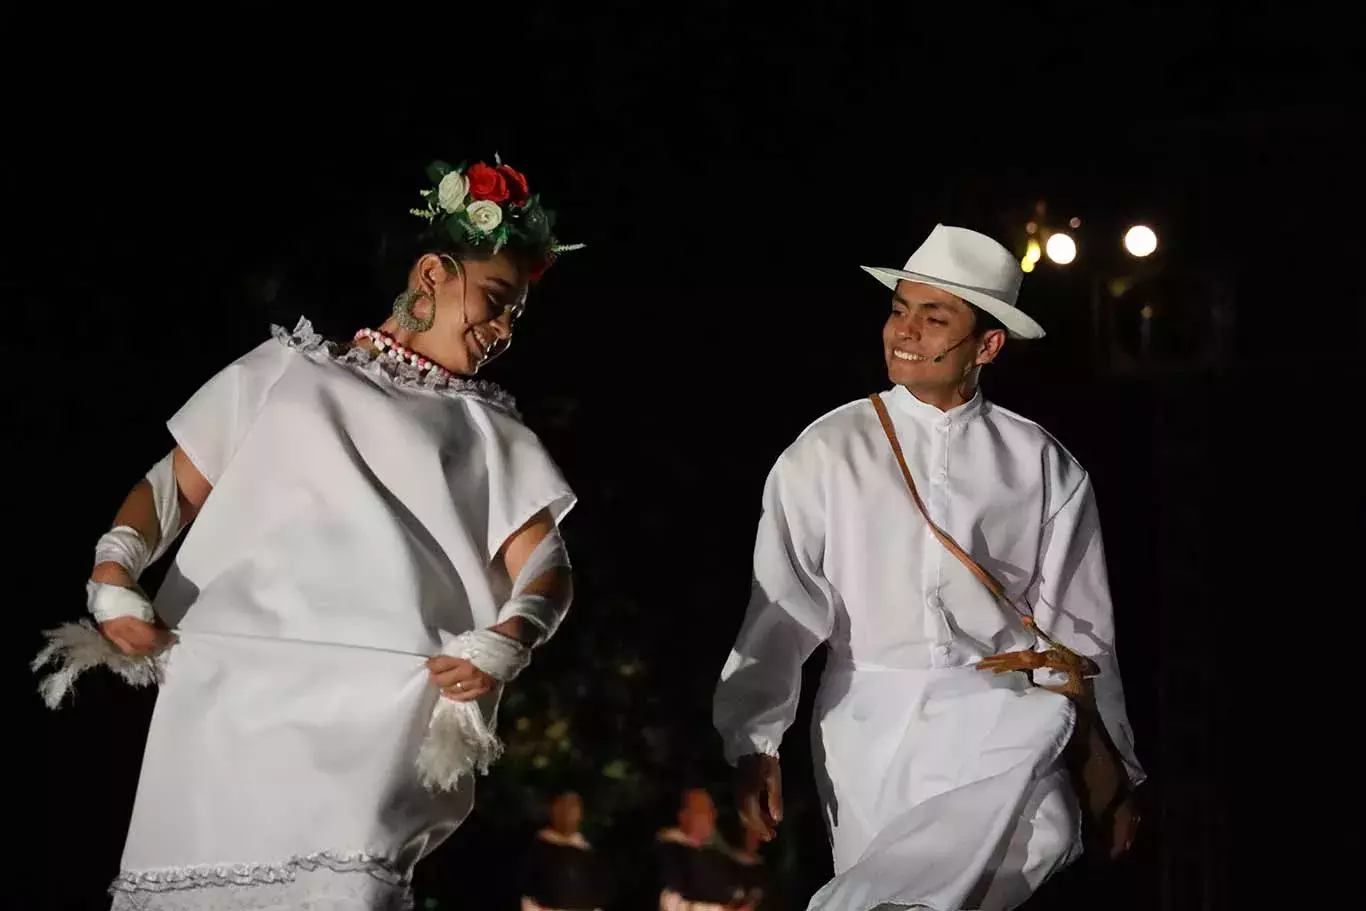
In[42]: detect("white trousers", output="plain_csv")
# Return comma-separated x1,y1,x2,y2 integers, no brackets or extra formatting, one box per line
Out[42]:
806,665,1081,911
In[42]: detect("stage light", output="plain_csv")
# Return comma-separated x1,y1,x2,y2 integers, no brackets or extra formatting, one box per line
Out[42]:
1045,233,1076,265
1124,224,1158,257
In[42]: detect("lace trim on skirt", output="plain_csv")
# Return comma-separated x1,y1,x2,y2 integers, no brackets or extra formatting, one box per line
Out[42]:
109,850,412,911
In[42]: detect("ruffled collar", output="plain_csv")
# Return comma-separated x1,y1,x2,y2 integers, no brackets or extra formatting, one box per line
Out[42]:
271,316,520,419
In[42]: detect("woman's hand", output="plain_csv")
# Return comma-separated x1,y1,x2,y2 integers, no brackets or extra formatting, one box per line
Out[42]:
427,655,496,702
100,616,174,656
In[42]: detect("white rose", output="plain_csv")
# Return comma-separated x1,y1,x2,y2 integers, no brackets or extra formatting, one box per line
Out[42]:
437,171,469,213
465,200,503,234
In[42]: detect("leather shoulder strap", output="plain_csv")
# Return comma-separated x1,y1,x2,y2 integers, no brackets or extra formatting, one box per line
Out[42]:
869,394,1019,614
868,394,1099,681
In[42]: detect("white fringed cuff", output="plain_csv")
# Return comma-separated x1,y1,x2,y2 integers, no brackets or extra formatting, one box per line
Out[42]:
32,620,166,709
414,629,532,792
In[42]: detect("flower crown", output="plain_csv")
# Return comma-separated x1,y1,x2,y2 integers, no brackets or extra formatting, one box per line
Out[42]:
409,156,583,281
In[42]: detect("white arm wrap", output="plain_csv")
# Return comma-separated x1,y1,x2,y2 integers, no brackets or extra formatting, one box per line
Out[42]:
441,628,533,683
86,581,155,623
92,452,183,581
495,526,573,643
87,452,183,624
93,526,151,580
89,527,156,622
144,451,184,566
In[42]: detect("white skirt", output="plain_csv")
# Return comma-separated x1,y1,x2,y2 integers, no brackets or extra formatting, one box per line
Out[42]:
807,664,1081,911
110,631,478,910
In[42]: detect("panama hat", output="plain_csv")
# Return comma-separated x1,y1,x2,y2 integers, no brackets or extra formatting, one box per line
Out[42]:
861,224,1044,339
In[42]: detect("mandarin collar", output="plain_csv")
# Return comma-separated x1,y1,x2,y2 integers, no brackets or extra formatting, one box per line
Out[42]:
888,385,985,430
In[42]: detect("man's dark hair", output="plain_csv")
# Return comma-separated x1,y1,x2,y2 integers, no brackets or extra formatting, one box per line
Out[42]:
969,303,1008,338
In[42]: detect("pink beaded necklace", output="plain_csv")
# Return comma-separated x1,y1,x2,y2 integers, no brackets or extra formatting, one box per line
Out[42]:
353,328,453,384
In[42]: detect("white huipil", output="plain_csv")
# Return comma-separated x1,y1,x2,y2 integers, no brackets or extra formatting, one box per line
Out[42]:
111,319,575,911
714,385,1144,911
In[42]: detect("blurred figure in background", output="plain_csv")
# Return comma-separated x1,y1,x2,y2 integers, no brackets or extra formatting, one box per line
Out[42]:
521,790,612,911
655,788,752,910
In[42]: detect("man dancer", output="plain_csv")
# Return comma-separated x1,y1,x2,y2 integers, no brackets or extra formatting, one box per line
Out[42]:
714,225,1144,910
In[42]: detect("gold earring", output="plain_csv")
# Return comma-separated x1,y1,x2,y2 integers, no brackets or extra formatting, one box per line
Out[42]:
393,288,435,332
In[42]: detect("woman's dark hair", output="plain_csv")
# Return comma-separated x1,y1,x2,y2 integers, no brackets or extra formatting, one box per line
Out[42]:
368,209,542,300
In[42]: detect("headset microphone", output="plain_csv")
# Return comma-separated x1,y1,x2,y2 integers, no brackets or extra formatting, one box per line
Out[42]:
931,333,974,363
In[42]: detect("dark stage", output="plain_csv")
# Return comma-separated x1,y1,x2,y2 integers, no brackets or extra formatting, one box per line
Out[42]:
8,9,1361,909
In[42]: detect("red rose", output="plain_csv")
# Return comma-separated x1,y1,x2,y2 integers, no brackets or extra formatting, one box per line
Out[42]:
466,163,509,203
497,164,530,204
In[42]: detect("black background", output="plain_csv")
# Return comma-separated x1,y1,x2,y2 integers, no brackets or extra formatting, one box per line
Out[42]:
7,8,1362,909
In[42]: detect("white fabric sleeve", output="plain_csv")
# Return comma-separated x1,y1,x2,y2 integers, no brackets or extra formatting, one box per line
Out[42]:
1030,474,1146,786
168,338,292,485
496,525,573,643
475,407,577,565
714,450,836,765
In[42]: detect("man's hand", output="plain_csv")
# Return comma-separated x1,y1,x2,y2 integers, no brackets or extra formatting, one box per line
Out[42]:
100,616,174,656
1105,793,1142,861
735,753,783,843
